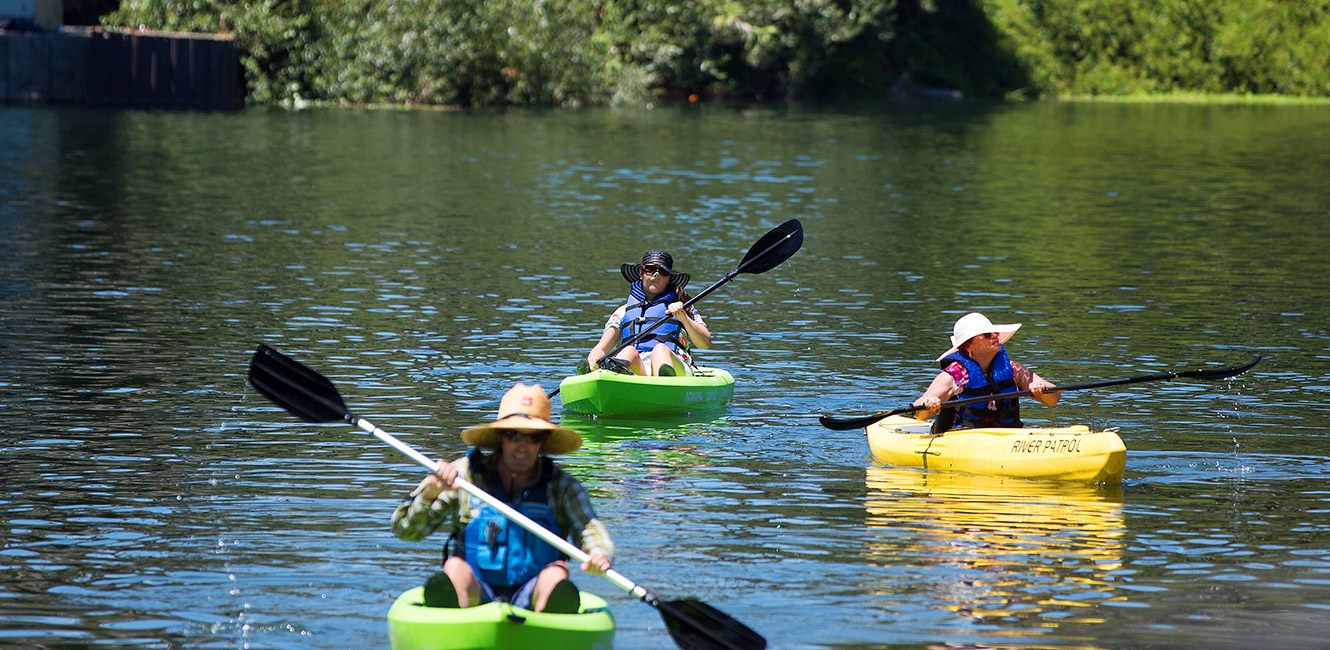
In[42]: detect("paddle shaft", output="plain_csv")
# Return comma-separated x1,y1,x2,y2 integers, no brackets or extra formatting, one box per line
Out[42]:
597,227,798,365
362,418,758,650
349,414,654,599
937,362,1269,411
249,343,765,650
819,356,1262,431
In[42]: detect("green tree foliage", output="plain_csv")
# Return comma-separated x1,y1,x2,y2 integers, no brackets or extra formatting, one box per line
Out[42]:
104,0,902,105
304,0,617,106
102,0,1329,105
980,0,1330,96
889,0,1029,98
598,0,899,100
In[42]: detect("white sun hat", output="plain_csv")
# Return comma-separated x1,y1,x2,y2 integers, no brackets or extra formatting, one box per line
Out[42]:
935,312,1022,361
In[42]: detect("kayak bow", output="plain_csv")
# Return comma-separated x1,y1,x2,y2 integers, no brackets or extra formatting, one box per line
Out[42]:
387,586,615,650
866,415,1126,483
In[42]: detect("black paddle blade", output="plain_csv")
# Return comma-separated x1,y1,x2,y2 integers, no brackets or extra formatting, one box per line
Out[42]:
1180,355,1262,380
738,219,803,275
818,411,904,431
247,344,353,424
660,599,766,650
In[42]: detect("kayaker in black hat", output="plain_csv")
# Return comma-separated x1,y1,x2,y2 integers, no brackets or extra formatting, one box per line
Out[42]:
391,384,614,613
586,249,712,377
913,312,1059,434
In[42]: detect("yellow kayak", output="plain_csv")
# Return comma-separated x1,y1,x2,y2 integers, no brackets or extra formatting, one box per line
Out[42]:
866,415,1126,482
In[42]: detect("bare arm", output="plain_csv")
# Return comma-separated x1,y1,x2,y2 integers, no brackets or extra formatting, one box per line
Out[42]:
586,326,620,367
911,371,961,420
1013,362,1060,406
668,303,711,349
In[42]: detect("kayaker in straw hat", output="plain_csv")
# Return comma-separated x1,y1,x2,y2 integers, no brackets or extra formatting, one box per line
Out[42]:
913,312,1060,434
586,249,712,377
391,384,614,613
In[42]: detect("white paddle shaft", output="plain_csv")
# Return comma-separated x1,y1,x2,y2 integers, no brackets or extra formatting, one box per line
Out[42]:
354,417,646,599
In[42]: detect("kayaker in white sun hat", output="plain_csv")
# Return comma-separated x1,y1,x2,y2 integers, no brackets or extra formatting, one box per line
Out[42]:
586,248,712,377
390,383,614,613
913,312,1060,434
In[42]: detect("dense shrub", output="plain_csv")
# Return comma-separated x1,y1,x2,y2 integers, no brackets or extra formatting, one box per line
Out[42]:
980,0,1330,97
303,0,619,106
102,0,1330,105
596,0,899,100
103,0,904,105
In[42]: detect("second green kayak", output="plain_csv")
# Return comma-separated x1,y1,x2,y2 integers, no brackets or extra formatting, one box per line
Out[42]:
387,586,615,650
558,367,735,416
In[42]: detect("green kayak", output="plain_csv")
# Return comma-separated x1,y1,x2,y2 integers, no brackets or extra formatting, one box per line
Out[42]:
387,586,615,650
557,367,735,416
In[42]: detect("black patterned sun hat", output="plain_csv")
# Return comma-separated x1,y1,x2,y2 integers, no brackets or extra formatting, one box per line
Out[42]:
620,249,690,290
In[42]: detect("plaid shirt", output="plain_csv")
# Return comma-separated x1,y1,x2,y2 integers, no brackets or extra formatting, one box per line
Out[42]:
391,454,615,561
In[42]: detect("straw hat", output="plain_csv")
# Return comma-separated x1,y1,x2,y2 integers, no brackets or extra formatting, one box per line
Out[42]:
461,384,582,455
935,312,1022,361
619,249,690,290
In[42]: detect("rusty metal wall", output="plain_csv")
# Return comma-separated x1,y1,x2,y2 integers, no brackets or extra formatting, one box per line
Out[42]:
0,28,242,109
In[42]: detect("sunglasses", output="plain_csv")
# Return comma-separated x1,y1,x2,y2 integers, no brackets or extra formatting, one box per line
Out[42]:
497,429,549,444
641,264,667,276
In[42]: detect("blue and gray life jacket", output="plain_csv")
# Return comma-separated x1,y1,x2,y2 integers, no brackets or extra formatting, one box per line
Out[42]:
621,281,683,353
461,450,566,590
939,346,1023,428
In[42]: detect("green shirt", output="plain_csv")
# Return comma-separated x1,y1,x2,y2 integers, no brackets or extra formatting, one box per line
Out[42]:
390,453,615,561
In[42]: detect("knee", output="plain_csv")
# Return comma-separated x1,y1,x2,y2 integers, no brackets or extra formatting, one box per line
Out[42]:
539,561,570,581
443,556,472,578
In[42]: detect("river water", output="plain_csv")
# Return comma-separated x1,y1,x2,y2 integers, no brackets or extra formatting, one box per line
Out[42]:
2,101,1327,649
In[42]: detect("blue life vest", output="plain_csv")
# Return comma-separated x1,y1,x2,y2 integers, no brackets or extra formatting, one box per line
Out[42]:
462,450,566,590
939,346,1023,428
621,281,683,353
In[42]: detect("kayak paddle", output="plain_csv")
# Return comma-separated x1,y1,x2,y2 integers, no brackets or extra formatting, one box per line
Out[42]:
819,356,1262,431
554,218,804,397
248,343,766,650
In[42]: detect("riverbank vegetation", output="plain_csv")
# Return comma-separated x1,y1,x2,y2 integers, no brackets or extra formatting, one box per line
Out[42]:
102,0,1330,106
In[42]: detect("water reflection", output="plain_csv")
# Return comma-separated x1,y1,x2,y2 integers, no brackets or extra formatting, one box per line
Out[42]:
863,466,1125,631
561,413,732,442
558,414,740,496
3,103,1328,649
